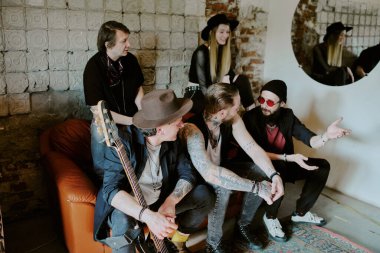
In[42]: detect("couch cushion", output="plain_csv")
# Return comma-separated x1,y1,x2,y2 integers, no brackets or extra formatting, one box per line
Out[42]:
50,119,92,168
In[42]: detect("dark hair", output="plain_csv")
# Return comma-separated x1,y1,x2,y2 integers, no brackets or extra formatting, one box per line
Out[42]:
140,128,157,137
97,21,130,52
204,83,239,120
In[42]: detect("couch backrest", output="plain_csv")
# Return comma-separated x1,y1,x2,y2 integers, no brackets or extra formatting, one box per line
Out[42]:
49,119,93,170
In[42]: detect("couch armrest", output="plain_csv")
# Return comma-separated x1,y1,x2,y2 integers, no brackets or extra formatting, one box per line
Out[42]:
43,151,97,204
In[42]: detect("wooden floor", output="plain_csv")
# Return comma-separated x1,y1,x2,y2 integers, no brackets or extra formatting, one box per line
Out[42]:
3,182,380,253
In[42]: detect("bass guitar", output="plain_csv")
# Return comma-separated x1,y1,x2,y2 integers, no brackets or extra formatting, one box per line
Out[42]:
97,100,174,253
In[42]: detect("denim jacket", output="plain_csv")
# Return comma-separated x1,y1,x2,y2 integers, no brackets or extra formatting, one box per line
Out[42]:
94,125,197,241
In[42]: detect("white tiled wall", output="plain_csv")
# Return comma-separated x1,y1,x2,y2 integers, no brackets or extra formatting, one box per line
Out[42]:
0,0,206,116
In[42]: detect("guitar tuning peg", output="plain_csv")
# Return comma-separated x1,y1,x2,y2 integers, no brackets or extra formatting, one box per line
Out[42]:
102,109,107,113
106,119,110,123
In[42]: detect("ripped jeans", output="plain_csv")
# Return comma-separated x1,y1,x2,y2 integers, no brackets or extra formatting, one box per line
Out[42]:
206,162,265,248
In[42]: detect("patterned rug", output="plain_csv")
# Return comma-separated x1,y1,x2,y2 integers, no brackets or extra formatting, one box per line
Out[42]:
232,221,372,253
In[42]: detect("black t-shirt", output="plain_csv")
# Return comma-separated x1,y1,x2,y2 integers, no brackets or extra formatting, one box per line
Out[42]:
83,52,144,117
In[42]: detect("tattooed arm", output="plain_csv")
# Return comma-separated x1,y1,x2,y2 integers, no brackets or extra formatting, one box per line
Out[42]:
179,123,256,191
158,179,193,220
232,115,284,201
232,115,276,177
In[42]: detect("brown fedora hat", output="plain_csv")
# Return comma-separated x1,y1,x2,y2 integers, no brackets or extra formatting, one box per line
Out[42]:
133,89,193,129
201,13,239,41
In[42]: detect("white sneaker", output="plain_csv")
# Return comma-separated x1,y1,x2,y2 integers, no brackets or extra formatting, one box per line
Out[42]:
263,214,287,242
291,211,326,226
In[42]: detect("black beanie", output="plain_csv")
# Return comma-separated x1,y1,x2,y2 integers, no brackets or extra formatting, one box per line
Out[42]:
261,80,287,103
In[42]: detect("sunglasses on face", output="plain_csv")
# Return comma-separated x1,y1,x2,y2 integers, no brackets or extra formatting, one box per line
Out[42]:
257,96,279,107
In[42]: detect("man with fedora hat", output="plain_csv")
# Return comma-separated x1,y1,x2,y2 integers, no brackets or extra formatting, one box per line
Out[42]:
312,21,355,85
93,89,215,253
185,13,255,114
242,79,351,242
180,83,284,252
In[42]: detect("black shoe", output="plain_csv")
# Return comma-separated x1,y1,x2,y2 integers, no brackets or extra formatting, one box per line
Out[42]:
205,242,228,253
235,224,263,250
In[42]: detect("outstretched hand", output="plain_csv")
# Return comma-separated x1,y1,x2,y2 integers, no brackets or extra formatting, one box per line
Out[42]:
287,154,319,170
326,117,352,140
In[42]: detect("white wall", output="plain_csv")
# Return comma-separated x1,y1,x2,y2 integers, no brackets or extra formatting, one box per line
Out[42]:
264,0,380,208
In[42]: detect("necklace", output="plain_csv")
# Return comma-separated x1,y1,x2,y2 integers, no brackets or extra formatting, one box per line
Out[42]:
146,143,162,192
204,114,221,149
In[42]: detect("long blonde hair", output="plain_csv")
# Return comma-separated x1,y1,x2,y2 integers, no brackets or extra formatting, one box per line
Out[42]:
208,26,232,83
327,32,343,67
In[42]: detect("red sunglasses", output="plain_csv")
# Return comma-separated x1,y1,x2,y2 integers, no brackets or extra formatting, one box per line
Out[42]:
257,96,279,107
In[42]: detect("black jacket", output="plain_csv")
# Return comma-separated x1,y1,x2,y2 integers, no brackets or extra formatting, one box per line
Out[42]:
243,107,316,155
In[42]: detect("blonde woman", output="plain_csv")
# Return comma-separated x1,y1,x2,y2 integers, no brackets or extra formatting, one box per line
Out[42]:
312,22,355,85
185,13,255,114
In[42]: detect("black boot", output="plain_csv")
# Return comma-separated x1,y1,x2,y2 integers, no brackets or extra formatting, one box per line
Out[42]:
205,242,228,253
235,224,263,250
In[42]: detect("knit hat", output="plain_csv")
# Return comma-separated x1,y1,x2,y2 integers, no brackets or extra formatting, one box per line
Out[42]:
261,80,287,103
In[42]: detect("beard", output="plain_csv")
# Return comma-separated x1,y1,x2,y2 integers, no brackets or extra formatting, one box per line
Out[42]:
260,107,282,126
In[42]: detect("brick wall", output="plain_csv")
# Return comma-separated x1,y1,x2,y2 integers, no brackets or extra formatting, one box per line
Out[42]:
206,0,269,94
0,0,269,221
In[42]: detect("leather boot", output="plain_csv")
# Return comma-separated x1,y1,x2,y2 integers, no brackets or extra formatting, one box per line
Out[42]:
235,224,263,250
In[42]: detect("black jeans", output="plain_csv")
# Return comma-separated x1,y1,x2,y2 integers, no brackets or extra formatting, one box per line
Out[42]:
248,157,330,219
207,162,265,247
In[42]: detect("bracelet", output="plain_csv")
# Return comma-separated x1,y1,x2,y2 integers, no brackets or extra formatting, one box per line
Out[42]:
269,171,280,181
321,133,328,143
251,180,259,195
185,86,201,92
139,207,147,221
283,153,287,162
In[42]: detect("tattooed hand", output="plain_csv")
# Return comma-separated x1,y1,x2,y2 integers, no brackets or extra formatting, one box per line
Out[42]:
254,180,274,205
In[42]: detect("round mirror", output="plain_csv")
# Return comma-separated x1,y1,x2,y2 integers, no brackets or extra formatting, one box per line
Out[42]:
291,0,380,86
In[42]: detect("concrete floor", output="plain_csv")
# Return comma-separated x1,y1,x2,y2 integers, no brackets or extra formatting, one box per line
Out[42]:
4,182,380,253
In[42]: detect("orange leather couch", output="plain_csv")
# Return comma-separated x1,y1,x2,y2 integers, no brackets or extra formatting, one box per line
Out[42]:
40,119,242,253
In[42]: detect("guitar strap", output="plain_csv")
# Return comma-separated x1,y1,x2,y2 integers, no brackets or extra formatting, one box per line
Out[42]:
100,227,142,249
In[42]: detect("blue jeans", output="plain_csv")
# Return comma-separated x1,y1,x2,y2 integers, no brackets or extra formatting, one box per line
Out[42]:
91,119,107,181
206,162,265,248
108,184,215,253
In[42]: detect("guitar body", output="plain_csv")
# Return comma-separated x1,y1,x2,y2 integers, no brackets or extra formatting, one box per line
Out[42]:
97,100,177,253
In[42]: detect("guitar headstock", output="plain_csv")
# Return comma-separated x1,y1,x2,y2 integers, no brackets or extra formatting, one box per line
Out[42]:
97,100,119,147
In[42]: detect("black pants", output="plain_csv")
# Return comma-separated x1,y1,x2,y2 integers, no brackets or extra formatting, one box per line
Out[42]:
247,158,330,219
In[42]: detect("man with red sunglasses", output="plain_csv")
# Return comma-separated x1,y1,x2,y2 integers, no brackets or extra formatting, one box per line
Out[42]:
242,79,351,242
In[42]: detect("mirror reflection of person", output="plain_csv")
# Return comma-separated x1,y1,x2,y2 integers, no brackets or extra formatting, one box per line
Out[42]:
185,13,255,115
354,42,380,80
312,22,355,86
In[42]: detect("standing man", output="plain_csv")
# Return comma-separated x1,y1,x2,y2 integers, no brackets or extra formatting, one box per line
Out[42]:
83,21,144,181
243,79,351,242
179,83,284,252
93,90,215,253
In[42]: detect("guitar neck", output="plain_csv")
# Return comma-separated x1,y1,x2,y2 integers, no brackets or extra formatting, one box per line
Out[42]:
114,139,169,253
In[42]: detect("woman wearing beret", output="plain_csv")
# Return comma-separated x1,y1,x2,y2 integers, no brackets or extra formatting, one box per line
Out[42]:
312,22,355,86
185,13,255,114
